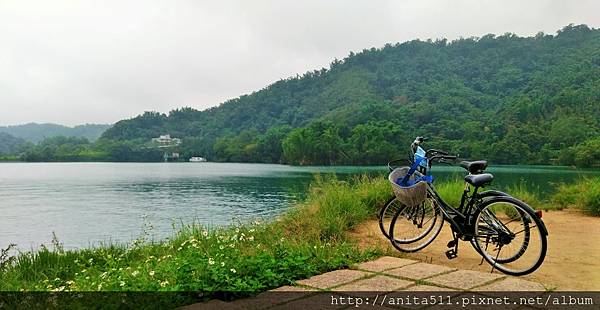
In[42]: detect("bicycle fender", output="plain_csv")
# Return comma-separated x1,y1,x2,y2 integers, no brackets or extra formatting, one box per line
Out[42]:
482,195,549,236
478,190,509,199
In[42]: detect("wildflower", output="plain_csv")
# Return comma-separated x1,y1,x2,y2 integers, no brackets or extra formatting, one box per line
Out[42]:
66,281,74,285
177,247,183,251
249,229,255,233
149,271,155,276
132,271,140,277
160,280,169,287
248,236,254,242
208,258,215,265
97,283,103,290
119,281,125,287
219,245,224,250
220,262,225,267
230,268,236,273
85,276,90,280
54,278,60,281
202,230,208,237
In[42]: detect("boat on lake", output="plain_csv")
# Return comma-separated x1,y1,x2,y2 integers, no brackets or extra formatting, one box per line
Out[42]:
189,156,207,162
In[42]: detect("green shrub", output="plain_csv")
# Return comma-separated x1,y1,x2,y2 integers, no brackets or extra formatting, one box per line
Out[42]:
551,177,600,216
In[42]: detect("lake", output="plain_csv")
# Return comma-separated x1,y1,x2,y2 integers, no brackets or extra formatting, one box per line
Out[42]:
1,162,598,250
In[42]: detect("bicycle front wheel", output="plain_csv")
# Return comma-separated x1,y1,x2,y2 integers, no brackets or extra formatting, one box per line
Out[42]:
388,197,444,252
473,197,547,276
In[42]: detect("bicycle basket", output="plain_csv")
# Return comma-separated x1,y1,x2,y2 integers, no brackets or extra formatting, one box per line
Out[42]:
388,167,428,207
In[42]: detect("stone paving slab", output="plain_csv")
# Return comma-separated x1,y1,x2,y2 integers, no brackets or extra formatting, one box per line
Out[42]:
385,262,456,280
476,277,546,291
333,275,413,292
426,270,505,290
297,269,370,289
354,256,418,272
187,256,548,309
404,284,458,292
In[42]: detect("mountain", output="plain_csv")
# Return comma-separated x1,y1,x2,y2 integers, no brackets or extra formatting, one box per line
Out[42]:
0,132,28,155
0,123,111,143
15,24,600,167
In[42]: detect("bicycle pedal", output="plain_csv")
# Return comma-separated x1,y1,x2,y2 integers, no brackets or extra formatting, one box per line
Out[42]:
445,250,457,260
447,240,456,248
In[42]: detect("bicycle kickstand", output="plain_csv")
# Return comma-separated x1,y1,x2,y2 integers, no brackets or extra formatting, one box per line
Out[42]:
445,231,459,259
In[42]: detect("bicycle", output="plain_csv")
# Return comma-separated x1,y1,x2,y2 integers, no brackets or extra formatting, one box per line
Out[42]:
381,137,548,276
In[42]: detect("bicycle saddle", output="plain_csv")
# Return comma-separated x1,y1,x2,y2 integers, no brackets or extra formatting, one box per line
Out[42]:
459,160,487,174
464,173,494,187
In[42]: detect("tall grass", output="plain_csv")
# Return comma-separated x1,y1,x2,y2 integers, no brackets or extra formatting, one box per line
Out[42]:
507,181,543,211
551,177,600,216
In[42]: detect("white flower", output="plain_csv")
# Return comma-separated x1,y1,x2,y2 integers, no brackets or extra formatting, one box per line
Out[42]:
248,236,254,242
219,245,224,250
220,262,225,267
119,281,125,287
202,230,208,237
160,280,169,287
230,268,236,273
97,283,103,290
149,271,155,276
208,258,215,265
131,271,140,277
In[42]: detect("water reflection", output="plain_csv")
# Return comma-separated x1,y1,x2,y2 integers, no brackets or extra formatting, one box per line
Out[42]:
0,163,597,250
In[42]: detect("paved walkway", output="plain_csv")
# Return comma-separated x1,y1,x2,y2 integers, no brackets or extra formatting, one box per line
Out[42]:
185,256,546,309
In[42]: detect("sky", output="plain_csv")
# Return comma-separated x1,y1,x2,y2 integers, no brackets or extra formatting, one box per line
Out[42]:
1,0,599,126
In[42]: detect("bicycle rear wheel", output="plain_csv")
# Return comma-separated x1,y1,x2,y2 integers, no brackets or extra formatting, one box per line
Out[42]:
473,197,547,276
388,197,444,252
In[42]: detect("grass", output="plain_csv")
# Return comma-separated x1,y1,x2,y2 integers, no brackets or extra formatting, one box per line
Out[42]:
551,177,600,216
0,174,391,306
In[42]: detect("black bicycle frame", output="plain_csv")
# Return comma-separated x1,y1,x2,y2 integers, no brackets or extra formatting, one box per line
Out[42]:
427,183,509,239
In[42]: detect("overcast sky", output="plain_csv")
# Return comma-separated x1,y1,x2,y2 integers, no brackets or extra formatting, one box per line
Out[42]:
1,0,599,126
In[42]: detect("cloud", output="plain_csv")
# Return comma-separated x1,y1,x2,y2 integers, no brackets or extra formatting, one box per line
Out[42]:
0,0,598,125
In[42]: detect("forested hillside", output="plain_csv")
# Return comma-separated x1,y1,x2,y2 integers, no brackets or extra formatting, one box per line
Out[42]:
0,132,28,157
12,25,600,166
0,123,110,143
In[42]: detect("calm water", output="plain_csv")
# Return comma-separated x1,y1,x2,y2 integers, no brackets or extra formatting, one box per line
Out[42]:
1,162,598,250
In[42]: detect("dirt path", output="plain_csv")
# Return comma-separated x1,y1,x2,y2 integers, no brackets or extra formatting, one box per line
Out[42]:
350,210,600,290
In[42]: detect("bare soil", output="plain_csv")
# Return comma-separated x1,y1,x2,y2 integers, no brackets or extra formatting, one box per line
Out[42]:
350,210,600,290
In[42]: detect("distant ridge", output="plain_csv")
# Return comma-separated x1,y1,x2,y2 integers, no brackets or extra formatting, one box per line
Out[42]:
0,123,111,143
